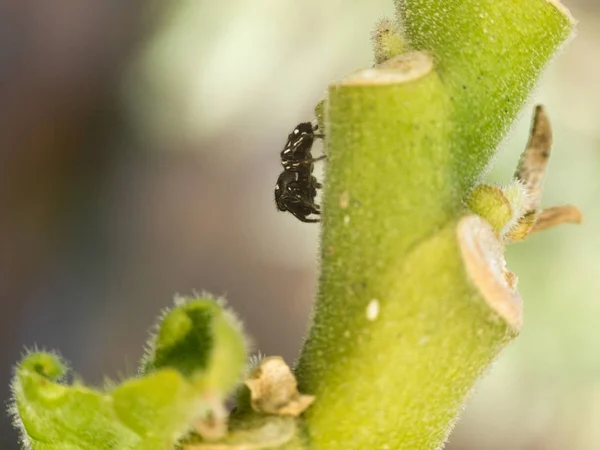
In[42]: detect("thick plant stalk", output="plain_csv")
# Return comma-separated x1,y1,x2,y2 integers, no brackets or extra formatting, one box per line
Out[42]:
295,1,575,449
397,0,575,193
295,54,517,450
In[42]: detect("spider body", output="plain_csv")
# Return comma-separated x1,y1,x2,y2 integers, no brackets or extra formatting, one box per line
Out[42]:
274,122,325,223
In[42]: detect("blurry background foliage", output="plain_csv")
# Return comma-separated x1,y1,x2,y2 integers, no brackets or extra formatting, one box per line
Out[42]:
0,1,598,449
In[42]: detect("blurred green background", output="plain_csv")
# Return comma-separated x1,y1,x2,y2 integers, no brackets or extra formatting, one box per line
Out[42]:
1,1,598,448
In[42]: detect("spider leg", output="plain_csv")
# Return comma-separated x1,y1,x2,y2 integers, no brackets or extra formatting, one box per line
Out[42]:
295,157,323,165
278,182,321,221
291,211,320,223
285,155,326,169
289,194,321,212
287,206,320,222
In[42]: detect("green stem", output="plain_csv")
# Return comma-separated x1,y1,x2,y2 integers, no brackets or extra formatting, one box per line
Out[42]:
295,1,574,449
295,54,515,450
397,0,574,193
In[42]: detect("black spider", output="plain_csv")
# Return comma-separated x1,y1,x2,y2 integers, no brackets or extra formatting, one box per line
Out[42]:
274,122,326,223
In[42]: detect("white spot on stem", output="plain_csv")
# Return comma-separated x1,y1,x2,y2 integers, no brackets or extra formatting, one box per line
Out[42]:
366,299,380,321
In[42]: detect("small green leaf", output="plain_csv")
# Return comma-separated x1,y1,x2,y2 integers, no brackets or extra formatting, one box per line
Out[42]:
142,296,247,394
11,352,140,450
372,18,408,64
466,184,513,232
112,369,204,448
11,297,249,450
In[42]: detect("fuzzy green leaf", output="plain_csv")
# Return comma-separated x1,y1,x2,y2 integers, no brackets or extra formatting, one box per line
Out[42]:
112,370,203,448
466,184,513,232
11,352,140,450
372,18,408,64
11,298,248,450
142,296,247,395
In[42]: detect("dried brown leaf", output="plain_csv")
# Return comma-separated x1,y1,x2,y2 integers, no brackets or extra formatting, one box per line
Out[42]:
245,357,314,417
530,204,583,234
514,105,552,213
